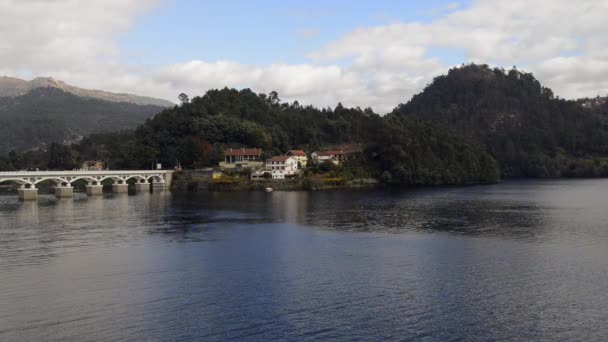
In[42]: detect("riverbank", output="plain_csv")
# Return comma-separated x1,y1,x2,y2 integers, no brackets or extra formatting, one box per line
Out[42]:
171,170,379,192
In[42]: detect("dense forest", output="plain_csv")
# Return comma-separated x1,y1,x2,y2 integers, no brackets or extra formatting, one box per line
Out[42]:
3,63,608,184
0,87,164,154
0,87,500,185
393,64,608,177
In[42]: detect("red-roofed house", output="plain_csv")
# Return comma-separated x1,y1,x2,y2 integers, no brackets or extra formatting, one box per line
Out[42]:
285,150,308,168
265,156,299,179
219,148,264,170
82,160,105,171
311,151,339,165
311,144,362,165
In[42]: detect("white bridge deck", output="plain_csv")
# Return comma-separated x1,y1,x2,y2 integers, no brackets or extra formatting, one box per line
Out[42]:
0,170,174,200
0,170,173,185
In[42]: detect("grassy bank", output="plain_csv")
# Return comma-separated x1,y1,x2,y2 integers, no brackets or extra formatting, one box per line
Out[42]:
171,170,379,192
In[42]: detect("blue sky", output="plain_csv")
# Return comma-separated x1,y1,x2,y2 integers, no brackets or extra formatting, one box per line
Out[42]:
2,0,606,112
120,0,469,66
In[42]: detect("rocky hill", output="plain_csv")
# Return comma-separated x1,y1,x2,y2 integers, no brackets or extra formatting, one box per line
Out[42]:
0,76,174,107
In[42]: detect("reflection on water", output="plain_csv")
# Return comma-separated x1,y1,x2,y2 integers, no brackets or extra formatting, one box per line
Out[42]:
1,180,608,340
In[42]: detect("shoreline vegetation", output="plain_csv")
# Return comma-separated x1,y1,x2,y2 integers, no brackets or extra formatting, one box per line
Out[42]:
171,170,381,192
170,167,502,193
2,64,608,187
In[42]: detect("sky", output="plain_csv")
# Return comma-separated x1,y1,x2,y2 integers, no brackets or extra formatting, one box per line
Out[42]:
1,0,607,112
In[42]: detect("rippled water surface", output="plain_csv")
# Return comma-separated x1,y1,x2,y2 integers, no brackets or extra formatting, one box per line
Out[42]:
1,180,608,341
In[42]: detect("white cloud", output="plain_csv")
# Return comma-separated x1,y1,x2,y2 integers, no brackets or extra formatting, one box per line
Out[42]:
1,0,608,113
309,0,608,106
0,0,159,71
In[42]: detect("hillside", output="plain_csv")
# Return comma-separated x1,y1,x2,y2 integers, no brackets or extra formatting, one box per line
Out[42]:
0,76,174,107
5,65,608,181
393,64,608,177
1,88,500,185
0,87,165,154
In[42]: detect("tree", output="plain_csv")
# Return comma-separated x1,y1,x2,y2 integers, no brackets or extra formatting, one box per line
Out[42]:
178,93,190,105
268,91,280,105
47,142,78,170
8,150,22,170
0,156,13,171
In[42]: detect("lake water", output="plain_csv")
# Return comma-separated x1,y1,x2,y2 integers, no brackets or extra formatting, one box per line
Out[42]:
1,180,608,341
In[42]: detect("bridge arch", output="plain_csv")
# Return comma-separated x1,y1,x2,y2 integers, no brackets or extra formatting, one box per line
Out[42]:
33,177,69,186
0,178,32,185
68,176,103,185
68,176,97,183
98,176,125,183
124,175,148,183
147,175,164,183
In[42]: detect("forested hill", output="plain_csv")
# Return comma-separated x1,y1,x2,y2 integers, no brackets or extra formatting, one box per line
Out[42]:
4,64,608,183
124,88,499,185
392,64,608,177
133,89,378,163
0,87,165,154
1,88,501,186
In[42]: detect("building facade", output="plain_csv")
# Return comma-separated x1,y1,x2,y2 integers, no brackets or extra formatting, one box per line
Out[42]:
265,156,299,179
219,148,263,170
285,150,308,168
311,151,341,165
312,145,362,165
82,160,105,171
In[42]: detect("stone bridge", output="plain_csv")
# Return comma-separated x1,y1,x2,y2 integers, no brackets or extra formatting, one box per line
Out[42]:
0,170,174,200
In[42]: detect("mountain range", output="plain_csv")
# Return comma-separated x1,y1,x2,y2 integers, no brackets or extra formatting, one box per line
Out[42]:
0,76,174,107
3,64,608,182
0,77,172,154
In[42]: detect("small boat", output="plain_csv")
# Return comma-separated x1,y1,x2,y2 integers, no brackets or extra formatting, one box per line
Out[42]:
265,187,274,192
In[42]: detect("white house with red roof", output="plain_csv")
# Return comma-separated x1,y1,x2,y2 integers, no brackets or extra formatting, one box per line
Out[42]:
219,148,263,170
311,151,341,165
285,150,308,168
265,156,300,179
311,144,362,165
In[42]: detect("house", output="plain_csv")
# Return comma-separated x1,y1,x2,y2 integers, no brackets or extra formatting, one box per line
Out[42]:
82,160,105,170
312,144,363,165
219,148,263,170
250,169,267,181
336,143,363,155
311,151,340,165
265,156,299,179
285,150,308,168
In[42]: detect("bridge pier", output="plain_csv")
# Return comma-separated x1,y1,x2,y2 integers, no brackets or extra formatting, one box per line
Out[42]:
86,184,103,196
55,185,74,198
112,183,129,193
152,181,166,191
18,184,37,201
135,182,150,192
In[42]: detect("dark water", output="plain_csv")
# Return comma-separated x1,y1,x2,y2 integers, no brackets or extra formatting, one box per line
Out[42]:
1,180,608,341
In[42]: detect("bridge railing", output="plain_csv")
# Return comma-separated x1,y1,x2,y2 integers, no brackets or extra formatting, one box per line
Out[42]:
0,170,172,176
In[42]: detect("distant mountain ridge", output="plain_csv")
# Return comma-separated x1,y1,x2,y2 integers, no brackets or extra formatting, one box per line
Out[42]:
0,76,174,107
0,87,165,154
